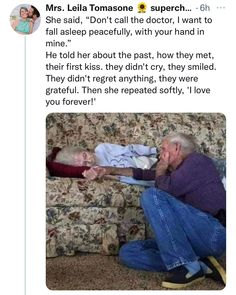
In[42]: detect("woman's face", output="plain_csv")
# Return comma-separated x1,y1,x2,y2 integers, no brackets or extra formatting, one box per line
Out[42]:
20,8,28,19
74,151,96,167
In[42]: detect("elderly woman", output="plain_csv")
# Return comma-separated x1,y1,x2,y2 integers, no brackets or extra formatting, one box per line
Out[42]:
54,143,157,168
47,143,157,187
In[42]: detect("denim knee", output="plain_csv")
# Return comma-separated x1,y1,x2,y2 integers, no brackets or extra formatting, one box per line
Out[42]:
140,188,156,207
211,225,226,257
119,243,134,266
141,187,168,208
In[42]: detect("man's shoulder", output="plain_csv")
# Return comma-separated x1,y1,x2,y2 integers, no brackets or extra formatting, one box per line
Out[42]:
187,152,207,160
185,152,213,166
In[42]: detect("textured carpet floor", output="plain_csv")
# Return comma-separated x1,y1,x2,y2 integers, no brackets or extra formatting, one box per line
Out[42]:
46,254,225,290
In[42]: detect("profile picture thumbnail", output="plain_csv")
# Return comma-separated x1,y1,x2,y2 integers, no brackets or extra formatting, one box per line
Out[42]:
10,4,41,35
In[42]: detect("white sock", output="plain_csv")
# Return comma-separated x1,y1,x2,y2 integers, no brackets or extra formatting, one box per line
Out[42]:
185,261,201,276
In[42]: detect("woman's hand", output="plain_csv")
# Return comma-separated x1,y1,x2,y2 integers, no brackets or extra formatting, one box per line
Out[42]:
82,166,107,180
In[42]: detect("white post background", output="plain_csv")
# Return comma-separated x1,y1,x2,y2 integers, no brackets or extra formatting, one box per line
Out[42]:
1,0,235,294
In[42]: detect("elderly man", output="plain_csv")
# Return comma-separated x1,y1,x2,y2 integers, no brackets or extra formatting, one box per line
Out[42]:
84,133,226,289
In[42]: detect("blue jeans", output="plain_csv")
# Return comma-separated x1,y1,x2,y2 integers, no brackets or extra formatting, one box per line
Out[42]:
119,188,226,271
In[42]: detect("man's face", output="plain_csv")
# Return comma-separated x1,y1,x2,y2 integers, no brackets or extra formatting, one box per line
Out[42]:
28,7,34,17
74,151,96,166
160,139,181,167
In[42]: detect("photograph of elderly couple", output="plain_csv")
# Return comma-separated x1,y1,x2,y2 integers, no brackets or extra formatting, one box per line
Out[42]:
46,113,226,290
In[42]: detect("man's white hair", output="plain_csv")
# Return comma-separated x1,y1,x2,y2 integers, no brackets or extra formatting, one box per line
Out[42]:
55,146,84,166
164,132,197,155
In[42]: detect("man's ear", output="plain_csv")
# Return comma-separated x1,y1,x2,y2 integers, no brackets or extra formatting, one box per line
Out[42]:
175,143,181,154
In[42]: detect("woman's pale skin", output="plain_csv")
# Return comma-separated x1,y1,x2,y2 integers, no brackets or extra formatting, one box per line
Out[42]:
11,8,33,34
73,151,96,167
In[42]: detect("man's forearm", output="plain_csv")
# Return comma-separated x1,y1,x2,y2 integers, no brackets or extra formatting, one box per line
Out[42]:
104,167,133,177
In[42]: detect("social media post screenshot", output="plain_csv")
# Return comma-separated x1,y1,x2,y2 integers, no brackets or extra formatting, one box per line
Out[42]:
45,112,226,292
2,0,235,294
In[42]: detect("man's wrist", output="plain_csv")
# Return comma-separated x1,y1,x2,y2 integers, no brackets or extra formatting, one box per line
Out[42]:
105,167,133,177
105,167,113,175
156,162,168,176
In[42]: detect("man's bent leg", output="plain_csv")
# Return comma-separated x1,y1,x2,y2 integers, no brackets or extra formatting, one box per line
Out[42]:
119,239,167,271
140,188,198,270
167,196,226,259
141,187,225,288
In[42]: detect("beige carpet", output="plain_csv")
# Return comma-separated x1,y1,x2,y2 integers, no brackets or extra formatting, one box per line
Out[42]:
46,253,225,290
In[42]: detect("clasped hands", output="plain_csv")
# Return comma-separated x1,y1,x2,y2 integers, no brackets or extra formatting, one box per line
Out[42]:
82,166,108,180
82,151,170,181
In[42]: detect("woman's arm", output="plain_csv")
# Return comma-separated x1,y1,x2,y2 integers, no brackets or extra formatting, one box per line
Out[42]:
11,19,19,30
83,166,156,181
83,166,133,180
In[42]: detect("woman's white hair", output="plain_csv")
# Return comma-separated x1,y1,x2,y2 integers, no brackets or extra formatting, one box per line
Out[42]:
164,132,197,155
54,146,84,166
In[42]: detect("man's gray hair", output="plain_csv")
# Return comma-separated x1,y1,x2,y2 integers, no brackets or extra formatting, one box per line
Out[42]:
164,132,197,155
55,146,83,165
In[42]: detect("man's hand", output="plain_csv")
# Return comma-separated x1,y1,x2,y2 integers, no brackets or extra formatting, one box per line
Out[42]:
156,151,170,176
83,166,133,180
82,166,107,180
